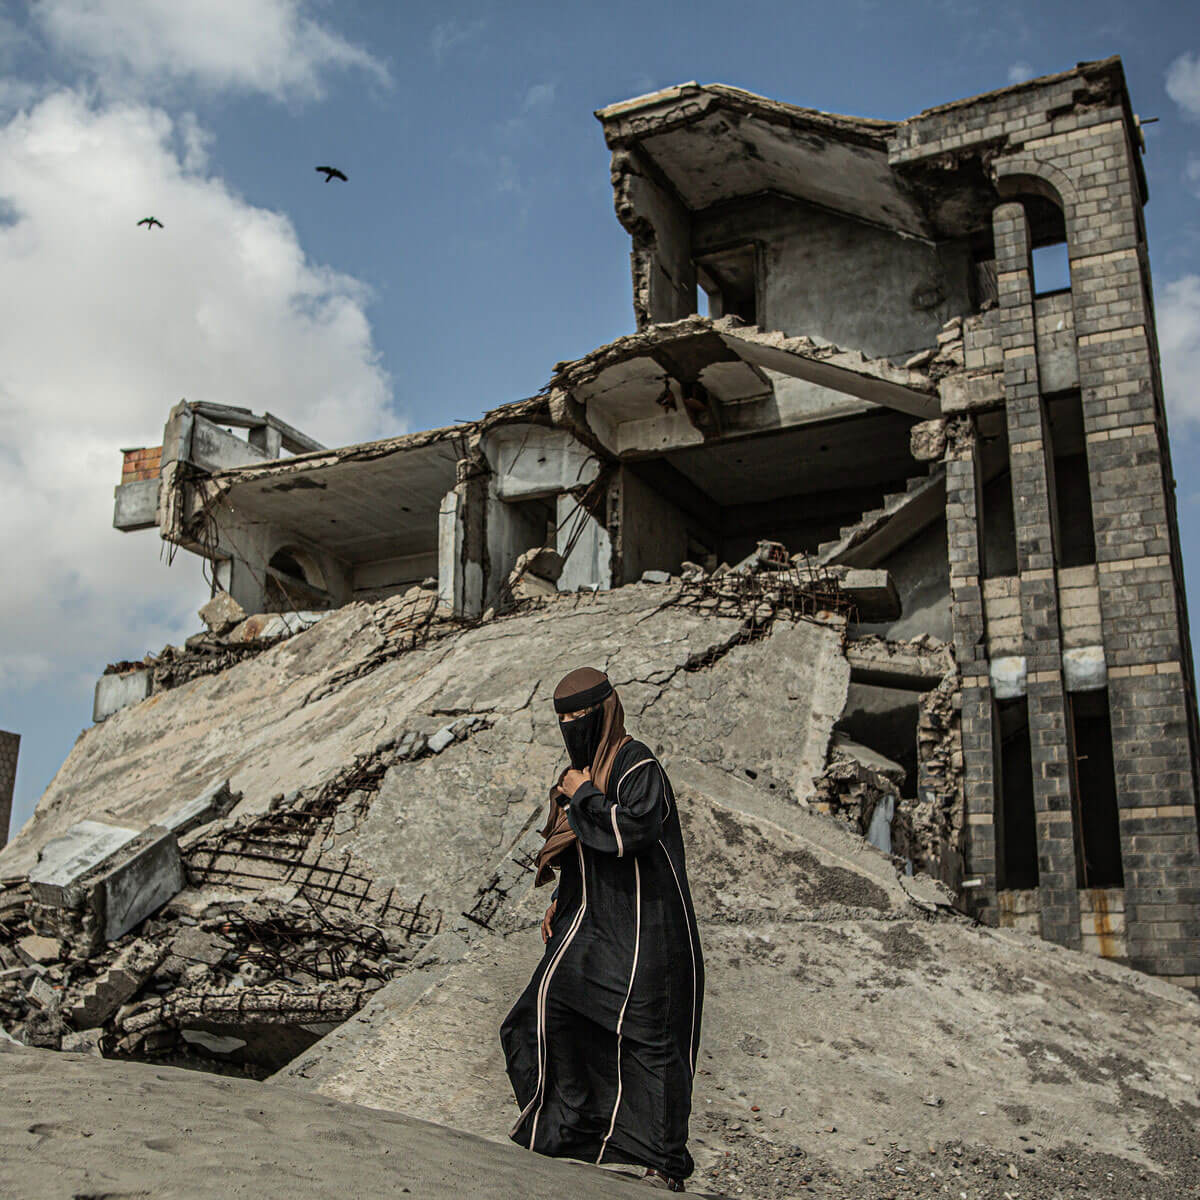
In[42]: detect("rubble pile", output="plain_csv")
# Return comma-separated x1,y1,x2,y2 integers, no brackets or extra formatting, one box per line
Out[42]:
810,740,906,854
913,669,966,885
100,580,449,710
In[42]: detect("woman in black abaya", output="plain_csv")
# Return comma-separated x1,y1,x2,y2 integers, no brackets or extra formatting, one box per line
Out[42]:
500,667,704,1192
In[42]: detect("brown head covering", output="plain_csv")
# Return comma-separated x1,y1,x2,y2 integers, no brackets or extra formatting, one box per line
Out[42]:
534,667,631,887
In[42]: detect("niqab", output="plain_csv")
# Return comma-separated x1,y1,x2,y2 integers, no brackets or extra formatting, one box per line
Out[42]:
534,667,630,886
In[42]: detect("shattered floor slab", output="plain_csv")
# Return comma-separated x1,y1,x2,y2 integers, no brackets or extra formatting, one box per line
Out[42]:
279,761,1200,1197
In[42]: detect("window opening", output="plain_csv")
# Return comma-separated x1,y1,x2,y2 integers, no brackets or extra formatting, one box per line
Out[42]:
694,244,758,326
1068,689,1124,888
1043,391,1096,568
996,697,1039,890
1031,242,1070,296
977,413,1018,578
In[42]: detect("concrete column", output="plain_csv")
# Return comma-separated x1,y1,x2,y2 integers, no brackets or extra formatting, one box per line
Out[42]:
993,200,1081,949
0,730,17,848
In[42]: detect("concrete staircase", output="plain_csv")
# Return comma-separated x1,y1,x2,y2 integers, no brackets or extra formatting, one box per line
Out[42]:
815,463,946,568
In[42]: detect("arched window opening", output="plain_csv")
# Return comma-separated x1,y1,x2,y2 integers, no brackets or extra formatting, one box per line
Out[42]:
1020,193,1070,297
266,546,331,612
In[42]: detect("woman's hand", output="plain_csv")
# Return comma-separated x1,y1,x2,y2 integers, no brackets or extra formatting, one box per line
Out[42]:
561,767,591,798
541,898,557,944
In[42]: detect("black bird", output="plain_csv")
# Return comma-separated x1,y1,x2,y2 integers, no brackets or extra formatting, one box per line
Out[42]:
315,165,348,183
137,216,163,230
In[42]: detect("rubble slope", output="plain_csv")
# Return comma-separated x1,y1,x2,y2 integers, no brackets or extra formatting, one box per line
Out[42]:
280,756,1200,1197
3,582,1198,1200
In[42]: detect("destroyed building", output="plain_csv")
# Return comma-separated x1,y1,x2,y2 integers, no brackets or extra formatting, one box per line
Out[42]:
100,57,1200,991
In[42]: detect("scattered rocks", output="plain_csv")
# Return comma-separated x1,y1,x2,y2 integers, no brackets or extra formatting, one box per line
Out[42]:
198,591,246,636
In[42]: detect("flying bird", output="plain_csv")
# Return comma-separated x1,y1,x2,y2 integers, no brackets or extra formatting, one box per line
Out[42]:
137,217,163,230
315,165,348,183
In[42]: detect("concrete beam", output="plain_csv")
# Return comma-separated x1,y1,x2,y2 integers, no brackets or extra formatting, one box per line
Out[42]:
112,478,160,532
29,821,140,908
483,424,600,501
844,640,949,691
83,825,184,943
718,331,940,420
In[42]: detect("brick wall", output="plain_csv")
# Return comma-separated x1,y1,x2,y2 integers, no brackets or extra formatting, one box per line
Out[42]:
122,446,163,483
906,57,1200,982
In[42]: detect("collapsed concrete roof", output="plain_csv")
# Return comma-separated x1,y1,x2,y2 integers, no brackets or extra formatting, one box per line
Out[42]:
595,82,926,236
597,57,1141,240
548,316,938,457
202,425,465,568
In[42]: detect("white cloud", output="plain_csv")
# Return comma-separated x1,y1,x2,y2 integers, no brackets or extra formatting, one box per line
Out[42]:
1159,275,1200,425
430,17,486,65
1186,154,1200,199
32,0,388,101
1166,52,1200,120
522,82,556,112
1007,61,1034,85
0,90,395,695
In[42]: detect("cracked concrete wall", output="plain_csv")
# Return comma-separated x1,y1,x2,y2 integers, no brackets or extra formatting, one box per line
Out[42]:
612,150,697,328
758,205,973,357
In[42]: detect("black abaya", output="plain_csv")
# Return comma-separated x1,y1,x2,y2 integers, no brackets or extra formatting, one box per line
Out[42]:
501,739,704,1180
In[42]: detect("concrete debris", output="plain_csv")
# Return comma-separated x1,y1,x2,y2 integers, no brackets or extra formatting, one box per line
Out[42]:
29,821,140,908
27,976,57,1011
640,568,671,584
226,611,328,644
93,669,152,722
30,824,184,956
69,940,163,1029
161,780,239,838
510,546,564,584
60,1028,103,1055
96,610,335,721
197,591,246,635
909,418,947,462
15,934,60,966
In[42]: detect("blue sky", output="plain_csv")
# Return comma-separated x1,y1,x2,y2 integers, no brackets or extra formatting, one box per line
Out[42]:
2,0,1200,836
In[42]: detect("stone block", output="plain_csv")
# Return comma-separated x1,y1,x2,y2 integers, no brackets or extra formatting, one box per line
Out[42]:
197,591,246,635
640,569,671,584
29,821,140,908
81,826,185,944
93,670,151,723
61,1028,104,1055
15,935,60,966
69,941,163,1028
836,569,901,622
1062,645,1107,692
990,656,1027,699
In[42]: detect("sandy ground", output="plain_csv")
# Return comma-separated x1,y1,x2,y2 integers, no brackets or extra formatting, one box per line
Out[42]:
0,1042,718,1200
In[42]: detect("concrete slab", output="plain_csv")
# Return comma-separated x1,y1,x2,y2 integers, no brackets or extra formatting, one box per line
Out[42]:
82,826,184,943
161,780,237,838
93,670,151,723
28,821,139,907
111,477,159,531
